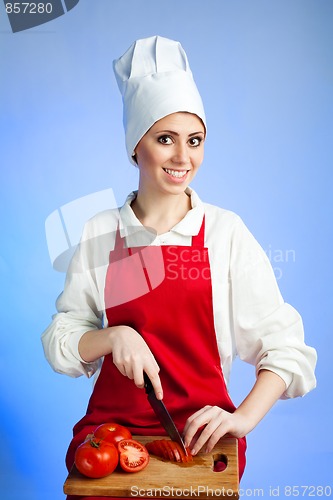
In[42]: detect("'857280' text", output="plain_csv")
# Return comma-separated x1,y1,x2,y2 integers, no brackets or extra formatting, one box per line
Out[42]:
5,2,53,14
275,485,332,497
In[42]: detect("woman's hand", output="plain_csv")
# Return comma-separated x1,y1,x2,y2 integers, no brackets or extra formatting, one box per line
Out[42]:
109,325,163,399
183,406,249,455
78,325,163,399
183,370,287,455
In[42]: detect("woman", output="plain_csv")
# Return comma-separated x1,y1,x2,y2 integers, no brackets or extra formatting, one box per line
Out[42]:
42,36,316,497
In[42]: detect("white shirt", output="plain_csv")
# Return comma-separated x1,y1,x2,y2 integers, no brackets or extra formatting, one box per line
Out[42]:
41,188,317,398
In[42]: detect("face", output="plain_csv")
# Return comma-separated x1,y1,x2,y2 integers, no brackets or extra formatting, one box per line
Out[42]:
134,112,205,196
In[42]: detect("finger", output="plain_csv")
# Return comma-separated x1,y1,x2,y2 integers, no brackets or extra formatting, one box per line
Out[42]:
190,409,228,455
190,418,222,455
123,364,134,380
133,363,145,389
112,350,130,378
184,407,224,454
204,425,228,454
113,361,127,377
183,406,211,434
183,406,212,446
146,369,163,400
186,429,203,450
118,355,135,380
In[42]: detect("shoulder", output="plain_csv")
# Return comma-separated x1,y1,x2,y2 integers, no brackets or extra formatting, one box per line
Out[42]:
202,201,262,257
203,201,244,233
81,208,121,241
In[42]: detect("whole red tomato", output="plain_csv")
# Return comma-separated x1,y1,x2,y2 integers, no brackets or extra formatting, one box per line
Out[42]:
118,439,149,473
94,422,132,446
75,437,118,478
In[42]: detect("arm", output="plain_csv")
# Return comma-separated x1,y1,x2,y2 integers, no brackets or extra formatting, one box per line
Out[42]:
184,216,317,455
42,210,163,395
41,265,103,378
229,218,317,399
42,214,110,378
184,369,285,454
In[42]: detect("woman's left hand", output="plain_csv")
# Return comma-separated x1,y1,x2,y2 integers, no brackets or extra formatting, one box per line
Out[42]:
183,405,249,455
184,371,287,455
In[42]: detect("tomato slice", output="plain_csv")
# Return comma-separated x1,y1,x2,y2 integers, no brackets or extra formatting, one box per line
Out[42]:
146,439,192,463
145,440,166,459
117,439,149,473
167,440,181,463
162,439,175,461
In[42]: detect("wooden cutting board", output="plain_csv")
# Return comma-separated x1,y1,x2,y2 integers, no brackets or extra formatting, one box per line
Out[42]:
63,436,239,498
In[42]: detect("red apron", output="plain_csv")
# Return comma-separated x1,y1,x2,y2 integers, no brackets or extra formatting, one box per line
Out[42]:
66,216,246,499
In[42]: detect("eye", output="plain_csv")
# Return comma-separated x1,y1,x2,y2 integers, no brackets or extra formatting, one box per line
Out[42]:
188,136,203,147
158,135,173,145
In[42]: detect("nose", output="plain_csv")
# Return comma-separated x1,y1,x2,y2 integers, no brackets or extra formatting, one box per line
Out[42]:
171,142,190,165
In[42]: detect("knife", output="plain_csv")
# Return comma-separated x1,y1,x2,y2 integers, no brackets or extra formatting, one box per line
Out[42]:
143,372,188,456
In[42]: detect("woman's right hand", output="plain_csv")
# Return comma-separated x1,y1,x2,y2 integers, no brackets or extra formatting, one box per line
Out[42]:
108,325,163,399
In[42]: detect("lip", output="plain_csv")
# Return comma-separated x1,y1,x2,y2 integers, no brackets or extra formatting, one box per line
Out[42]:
163,168,190,184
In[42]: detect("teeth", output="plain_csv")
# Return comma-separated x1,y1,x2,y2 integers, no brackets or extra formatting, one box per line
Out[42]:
164,168,187,178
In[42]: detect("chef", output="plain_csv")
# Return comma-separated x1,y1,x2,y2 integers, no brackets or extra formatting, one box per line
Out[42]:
42,36,317,498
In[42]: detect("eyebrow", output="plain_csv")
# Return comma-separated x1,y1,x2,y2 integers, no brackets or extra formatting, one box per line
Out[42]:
153,130,205,137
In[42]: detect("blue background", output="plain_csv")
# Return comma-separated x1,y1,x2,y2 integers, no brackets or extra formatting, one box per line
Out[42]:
1,1,332,498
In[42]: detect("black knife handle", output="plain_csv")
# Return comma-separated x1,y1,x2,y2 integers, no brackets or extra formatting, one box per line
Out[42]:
143,371,154,394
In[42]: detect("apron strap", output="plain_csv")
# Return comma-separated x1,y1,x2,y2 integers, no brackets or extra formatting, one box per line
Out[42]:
110,225,131,262
191,215,205,247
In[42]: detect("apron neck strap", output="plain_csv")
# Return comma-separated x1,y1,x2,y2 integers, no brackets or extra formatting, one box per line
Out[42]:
191,215,205,247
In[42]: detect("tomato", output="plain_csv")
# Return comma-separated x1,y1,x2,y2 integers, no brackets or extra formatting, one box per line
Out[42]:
146,439,193,463
94,422,132,446
213,460,227,472
117,439,149,472
75,437,119,478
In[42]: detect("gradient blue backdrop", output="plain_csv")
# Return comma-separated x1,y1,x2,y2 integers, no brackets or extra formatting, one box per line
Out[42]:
1,1,332,498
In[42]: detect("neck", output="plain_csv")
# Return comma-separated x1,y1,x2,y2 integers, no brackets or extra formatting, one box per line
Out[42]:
131,188,191,234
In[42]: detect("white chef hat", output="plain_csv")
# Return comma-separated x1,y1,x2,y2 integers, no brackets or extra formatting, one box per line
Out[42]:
113,35,206,165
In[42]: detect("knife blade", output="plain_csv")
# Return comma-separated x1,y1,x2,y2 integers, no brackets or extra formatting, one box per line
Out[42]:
143,372,188,456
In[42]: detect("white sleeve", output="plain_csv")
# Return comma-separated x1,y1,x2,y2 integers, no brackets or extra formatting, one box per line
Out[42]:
41,223,105,378
230,218,317,398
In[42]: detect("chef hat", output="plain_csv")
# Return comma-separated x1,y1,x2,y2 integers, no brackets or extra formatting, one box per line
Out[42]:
113,35,206,165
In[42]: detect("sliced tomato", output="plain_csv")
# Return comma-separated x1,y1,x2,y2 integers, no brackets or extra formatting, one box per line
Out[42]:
145,440,166,459
94,423,132,446
117,439,149,473
167,440,182,463
153,439,174,461
146,439,192,463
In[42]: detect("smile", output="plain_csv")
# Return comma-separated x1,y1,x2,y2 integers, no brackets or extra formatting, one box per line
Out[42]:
163,168,189,178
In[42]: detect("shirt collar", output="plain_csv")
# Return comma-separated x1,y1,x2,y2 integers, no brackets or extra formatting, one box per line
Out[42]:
119,187,204,239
